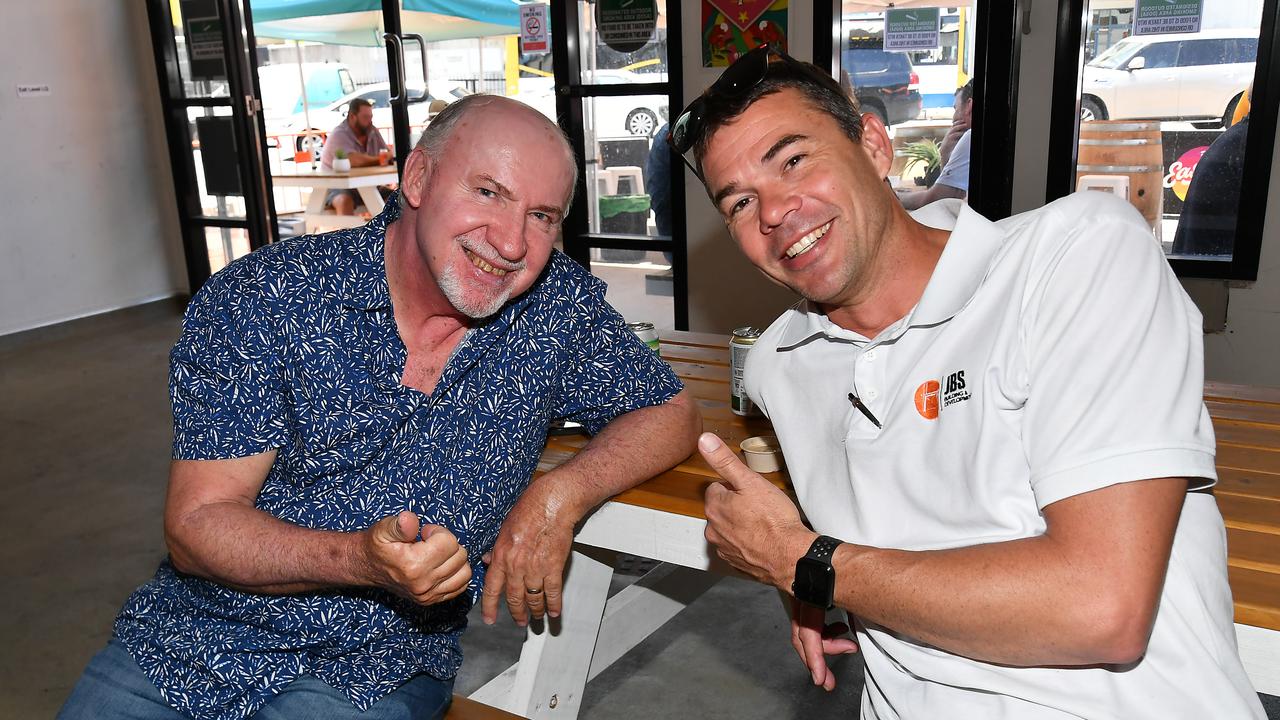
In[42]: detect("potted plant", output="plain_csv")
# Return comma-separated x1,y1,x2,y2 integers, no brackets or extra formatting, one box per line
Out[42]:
901,139,942,186
332,148,351,173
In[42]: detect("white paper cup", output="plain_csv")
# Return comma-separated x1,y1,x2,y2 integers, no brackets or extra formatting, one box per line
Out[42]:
740,435,783,473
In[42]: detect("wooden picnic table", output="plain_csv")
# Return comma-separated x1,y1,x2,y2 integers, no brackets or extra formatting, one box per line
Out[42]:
470,332,1280,718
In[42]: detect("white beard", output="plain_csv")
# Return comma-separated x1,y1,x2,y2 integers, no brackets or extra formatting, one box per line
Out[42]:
437,261,512,319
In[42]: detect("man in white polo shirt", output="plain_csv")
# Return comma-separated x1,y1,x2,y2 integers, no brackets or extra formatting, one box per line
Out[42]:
667,44,1264,718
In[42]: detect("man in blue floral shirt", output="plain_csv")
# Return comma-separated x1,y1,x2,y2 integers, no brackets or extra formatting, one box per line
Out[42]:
59,95,700,720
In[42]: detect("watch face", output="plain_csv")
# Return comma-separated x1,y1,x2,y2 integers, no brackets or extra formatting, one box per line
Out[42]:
793,557,835,608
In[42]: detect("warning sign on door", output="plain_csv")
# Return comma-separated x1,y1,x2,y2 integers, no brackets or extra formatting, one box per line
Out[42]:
521,4,549,53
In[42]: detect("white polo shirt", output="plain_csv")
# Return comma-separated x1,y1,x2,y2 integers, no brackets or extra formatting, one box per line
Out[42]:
745,194,1264,719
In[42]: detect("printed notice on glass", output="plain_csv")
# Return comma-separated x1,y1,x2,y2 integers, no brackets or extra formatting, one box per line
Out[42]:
884,8,940,52
1134,0,1203,36
520,3,549,53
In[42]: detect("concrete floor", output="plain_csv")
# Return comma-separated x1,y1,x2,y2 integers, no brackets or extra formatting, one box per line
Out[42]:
2,300,1276,719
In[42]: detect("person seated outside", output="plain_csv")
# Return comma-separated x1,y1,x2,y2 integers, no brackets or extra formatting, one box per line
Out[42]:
320,98,394,216
897,81,973,210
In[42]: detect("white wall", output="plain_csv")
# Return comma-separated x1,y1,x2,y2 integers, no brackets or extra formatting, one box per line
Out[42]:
0,2,186,336
680,2,812,333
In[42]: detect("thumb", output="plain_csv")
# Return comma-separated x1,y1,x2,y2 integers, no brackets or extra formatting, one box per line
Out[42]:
377,510,419,543
697,432,758,490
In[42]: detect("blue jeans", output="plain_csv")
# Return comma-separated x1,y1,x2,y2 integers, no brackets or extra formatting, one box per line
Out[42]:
58,638,454,719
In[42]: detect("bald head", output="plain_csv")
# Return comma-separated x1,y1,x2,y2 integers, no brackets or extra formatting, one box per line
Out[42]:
401,94,578,210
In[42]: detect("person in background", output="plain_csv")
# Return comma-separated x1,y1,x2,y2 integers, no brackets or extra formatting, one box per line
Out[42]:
671,43,1264,719
1171,83,1251,257
321,98,394,215
646,122,673,239
58,95,700,720
897,80,973,210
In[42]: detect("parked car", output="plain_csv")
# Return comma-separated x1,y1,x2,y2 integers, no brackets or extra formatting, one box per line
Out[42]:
515,70,668,137
1081,29,1257,126
266,82,456,153
841,46,924,127
257,63,356,121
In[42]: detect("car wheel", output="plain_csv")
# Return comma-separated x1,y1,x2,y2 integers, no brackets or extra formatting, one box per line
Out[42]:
294,131,325,155
626,108,658,136
1080,97,1106,123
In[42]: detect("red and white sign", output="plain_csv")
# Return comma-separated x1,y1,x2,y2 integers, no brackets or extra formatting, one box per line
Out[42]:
521,3,549,53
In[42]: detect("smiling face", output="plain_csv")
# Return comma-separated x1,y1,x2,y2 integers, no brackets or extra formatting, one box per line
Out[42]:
699,88,897,310
399,98,574,319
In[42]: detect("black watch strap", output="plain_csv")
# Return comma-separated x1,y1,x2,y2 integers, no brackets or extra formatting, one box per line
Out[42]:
805,535,842,563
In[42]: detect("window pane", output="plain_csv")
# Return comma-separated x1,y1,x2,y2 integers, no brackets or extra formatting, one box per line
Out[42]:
1076,1,1263,262
188,105,246,219
1177,40,1227,67
172,0,231,100
841,6,975,204
590,253,674,334
1138,42,1178,68
204,226,251,273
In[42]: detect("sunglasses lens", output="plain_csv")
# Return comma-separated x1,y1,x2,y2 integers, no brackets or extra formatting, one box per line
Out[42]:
671,113,691,152
726,45,772,92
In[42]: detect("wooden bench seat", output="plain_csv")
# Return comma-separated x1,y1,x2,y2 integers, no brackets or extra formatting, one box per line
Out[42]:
1206,383,1280,632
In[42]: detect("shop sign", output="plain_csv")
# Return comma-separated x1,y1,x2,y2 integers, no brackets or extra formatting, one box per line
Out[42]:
1161,128,1220,214
1135,0,1203,36
885,8,940,52
596,0,658,54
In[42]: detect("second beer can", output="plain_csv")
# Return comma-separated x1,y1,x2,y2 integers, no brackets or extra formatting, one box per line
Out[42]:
730,326,762,416
627,321,660,356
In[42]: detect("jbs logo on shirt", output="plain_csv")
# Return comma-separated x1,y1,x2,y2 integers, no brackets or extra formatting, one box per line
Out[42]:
915,370,970,420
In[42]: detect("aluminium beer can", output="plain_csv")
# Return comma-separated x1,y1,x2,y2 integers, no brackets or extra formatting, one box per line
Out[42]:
627,321,660,356
730,326,762,416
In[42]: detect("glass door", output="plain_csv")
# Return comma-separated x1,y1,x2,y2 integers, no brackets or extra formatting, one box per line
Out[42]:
248,1,411,243
552,0,687,332
145,0,277,288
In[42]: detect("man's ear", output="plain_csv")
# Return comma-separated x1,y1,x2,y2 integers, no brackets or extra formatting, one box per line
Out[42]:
858,112,895,179
400,149,432,209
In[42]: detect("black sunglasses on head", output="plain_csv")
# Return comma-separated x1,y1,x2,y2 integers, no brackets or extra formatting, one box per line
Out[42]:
668,44,826,179
669,44,780,154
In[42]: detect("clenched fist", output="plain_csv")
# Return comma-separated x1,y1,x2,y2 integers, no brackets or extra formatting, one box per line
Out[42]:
361,510,471,605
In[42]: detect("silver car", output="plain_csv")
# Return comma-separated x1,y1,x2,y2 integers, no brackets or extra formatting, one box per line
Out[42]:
1081,29,1256,126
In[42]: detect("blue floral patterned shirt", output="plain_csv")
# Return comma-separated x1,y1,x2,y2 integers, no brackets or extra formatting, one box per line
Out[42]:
114,198,683,720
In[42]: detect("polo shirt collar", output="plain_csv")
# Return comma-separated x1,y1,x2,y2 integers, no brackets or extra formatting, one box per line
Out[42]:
777,199,1006,349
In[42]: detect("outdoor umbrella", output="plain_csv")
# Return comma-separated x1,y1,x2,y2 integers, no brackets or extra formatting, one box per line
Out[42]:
251,0,520,46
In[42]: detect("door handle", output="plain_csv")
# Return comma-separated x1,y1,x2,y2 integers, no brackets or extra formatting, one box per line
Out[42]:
383,32,406,102
403,34,429,102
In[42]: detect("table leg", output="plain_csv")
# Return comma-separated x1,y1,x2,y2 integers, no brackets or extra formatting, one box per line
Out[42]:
470,560,721,717
472,547,613,719
357,185,385,216
304,185,327,234
586,563,720,681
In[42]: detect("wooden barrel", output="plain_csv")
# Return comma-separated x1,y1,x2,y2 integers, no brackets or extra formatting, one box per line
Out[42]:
1076,121,1164,235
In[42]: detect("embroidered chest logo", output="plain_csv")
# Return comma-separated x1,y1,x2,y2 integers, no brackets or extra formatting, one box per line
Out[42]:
915,370,971,420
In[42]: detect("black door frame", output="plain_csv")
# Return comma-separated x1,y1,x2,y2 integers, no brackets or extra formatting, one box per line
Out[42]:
144,0,277,293
549,1,689,330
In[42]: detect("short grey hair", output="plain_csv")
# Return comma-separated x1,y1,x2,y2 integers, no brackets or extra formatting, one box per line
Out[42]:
399,93,579,212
